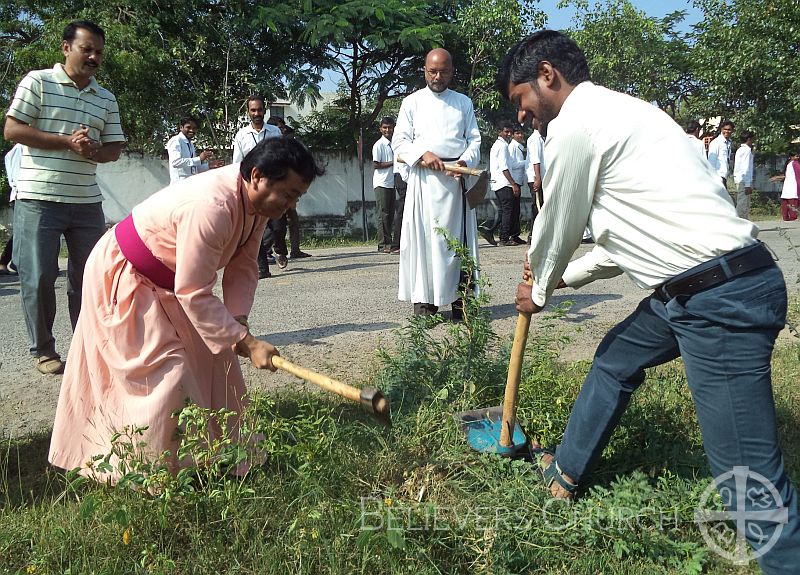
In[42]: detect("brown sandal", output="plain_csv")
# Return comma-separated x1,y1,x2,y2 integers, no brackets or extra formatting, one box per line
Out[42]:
36,355,65,375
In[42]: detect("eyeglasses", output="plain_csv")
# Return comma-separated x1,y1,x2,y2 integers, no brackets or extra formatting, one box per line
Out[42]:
424,68,451,77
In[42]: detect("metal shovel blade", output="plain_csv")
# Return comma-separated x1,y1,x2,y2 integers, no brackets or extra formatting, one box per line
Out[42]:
454,406,527,456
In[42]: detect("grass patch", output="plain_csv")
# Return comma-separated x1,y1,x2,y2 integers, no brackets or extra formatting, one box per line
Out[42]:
2,259,797,574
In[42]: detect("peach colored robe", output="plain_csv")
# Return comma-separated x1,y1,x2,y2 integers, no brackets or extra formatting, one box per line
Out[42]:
49,164,267,480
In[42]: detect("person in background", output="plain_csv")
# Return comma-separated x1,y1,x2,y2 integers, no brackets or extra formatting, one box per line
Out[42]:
265,117,312,265
0,143,22,275
392,48,481,320
166,116,214,183
684,120,706,159
390,157,409,255
707,119,734,187
733,130,755,219
780,150,800,221
372,117,396,253
490,123,525,246
526,118,545,244
232,95,282,277
4,20,126,375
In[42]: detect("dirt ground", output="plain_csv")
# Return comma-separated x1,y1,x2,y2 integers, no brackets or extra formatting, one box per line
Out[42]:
1,220,799,439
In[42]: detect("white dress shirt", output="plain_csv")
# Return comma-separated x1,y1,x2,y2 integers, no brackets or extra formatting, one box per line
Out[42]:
232,123,282,163
687,135,706,159
528,82,757,306
733,144,754,186
4,143,22,201
526,130,545,185
781,161,799,200
372,136,394,188
166,132,208,183
508,139,527,185
489,137,513,192
707,134,732,180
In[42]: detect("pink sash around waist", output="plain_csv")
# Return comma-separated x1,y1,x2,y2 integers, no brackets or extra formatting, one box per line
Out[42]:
115,214,176,290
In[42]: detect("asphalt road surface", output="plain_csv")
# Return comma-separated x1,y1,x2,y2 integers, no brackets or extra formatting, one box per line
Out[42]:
1,220,799,438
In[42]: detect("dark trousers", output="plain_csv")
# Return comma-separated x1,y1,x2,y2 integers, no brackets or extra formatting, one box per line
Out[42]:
374,186,395,249
0,235,12,266
528,186,544,240
257,217,288,271
554,258,799,574
495,186,520,241
391,185,406,250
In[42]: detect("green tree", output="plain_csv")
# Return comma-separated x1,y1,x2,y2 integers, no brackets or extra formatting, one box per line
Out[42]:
0,1,325,153
691,0,800,153
561,0,695,117
456,0,545,112
300,0,448,149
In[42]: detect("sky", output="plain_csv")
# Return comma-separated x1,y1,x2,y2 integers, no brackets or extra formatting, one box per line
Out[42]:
319,1,704,92
537,0,703,31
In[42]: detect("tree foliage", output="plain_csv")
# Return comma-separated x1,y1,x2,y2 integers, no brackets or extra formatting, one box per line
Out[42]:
561,0,694,117
691,0,800,153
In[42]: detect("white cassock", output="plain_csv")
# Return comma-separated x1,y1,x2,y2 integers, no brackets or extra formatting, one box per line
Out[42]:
392,87,482,307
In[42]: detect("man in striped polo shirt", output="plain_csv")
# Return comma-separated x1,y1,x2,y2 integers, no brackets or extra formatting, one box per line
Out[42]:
4,20,126,375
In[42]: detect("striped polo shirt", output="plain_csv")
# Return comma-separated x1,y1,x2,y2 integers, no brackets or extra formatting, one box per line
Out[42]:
6,63,126,204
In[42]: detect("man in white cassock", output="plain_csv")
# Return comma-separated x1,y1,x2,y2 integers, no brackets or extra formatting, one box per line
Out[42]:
391,48,482,320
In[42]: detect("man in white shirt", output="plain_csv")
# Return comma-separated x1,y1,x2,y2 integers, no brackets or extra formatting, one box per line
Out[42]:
372,117,396,253
232,95,282,163
525,119,545,243
509,126,528,238
490,124,525,246
733,130,755,219
0,143,22,275
166,116,213,183
707,119,734,187
684,119,706,159
231,95,282,277
392,48,481,320
497,31,798,574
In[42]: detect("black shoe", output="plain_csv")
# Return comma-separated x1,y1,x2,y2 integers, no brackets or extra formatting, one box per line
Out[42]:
580,237,595,244
511,236,526,245
258,268,272,279
413,302,439,316
498,239,515,247
290,251,312,259
480,230,498,246
277,254,289,269
450,300,464,323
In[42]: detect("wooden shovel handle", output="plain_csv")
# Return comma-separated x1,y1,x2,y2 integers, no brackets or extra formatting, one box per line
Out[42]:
499,278,533,448
272,356,361,403
441,163,485,177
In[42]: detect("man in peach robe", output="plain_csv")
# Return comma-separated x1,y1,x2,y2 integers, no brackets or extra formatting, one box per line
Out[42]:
49,138,323,481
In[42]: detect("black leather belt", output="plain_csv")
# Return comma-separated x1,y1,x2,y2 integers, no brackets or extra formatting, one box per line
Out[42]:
654,242,773,302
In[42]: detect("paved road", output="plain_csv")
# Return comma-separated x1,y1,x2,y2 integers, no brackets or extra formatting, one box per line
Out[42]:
1,220,799,438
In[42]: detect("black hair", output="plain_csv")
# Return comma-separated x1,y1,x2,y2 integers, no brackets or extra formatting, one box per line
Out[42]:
498,122,516,133
740,130,754,142
496,30,590,100
380,117,396,126
179,116,199,127
247,94,266,108
63,20,105,43
685,120,701,134
720,120,735,131
240,137,324,184
266,116,285,126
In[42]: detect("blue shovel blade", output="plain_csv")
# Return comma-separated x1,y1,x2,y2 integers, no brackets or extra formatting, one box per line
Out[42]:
454,406,527,456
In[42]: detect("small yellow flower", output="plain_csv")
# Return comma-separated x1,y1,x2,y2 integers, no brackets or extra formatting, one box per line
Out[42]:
384,498,393,507
122,528,131,545
26,566,37,574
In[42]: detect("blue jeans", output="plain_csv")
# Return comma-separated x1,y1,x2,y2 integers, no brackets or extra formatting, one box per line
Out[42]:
555,260,799,573
13,199,105,357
